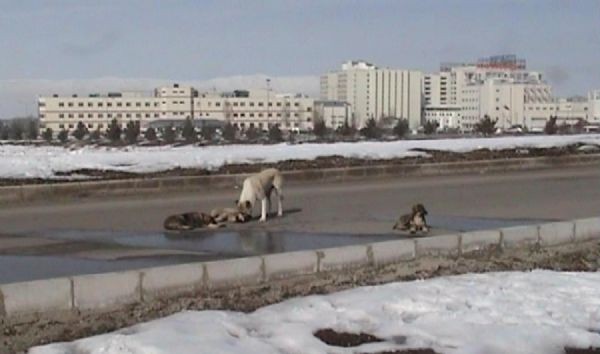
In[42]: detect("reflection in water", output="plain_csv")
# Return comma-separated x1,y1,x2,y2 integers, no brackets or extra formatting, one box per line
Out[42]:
152,229,398,256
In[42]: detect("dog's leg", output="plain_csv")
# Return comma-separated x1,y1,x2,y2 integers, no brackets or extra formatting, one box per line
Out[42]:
260,198,268,222
276,192,283,217
266,189,272,216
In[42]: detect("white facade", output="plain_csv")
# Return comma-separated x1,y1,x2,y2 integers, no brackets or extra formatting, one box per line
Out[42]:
313,101,353,129
320,61,423,129
194,90,314,132
589,90,600,124
427,55,559,132
39,85,314,133
423,106,461,130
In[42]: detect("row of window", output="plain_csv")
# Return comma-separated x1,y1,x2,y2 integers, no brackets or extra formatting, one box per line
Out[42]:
203,101,308,108
230,112,304,118
52,101,192,108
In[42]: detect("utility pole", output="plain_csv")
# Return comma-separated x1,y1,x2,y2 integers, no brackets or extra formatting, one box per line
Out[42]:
266,78,271,127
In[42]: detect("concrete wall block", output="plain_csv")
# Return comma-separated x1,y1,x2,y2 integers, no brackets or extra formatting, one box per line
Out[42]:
371,239,416,266
0,185,22,204
73,271,141,310
264,250,318,280
539,221,575,246
0,278,72,316
415,234,460,257
134,179,161,190
141,263,204,300
501,225,539,248
204,257,263,289
575,217,600,242
461,230,501,253
51,183,82,198
318,244,370,272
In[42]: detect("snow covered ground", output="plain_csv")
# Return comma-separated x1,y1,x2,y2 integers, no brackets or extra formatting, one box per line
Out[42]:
1,134,600,179
31,270,600,354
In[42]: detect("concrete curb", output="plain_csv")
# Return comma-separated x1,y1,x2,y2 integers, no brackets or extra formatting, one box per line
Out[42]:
0,217,598,321
2,153,600,205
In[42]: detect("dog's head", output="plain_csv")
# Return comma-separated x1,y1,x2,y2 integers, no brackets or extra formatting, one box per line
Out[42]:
236,200,253,214
412,203,428,217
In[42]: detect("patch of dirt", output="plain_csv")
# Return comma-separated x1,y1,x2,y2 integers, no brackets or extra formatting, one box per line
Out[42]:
314,328,384,347
0,143,596,186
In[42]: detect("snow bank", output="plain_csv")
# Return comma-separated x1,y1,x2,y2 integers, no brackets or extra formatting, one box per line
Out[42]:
1,134,600,179
31,270,600,354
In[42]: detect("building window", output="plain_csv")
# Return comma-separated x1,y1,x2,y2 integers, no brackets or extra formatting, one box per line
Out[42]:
87,102,93,107
59,114,65,118
107,102,112,107
126,102,131,107
136,102,141,107
99,114,104,118
59,124,64,128
258,102,264,107
59,102,64,107
68,114,74,118
276,102,281,107
98,102,103,107
88,114,93,118
68,102,73,107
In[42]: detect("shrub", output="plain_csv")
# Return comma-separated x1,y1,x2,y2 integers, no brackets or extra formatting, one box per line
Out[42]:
268,124,283,143
124,121,141,144
57,129,69,143
393,118,409,138
42,128,53,143
72,121,88,140
473,115,496,137
106,118,122,143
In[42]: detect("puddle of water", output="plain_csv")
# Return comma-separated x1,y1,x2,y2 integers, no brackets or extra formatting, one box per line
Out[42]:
426,215,552,232
118,230,400,256
0,254,206,284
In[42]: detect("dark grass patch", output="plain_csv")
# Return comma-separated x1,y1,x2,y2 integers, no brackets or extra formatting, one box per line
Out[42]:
565,348,600,354
313,328,384,347
366,350,439,354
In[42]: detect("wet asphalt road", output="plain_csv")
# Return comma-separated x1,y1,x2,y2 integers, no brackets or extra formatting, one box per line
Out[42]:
1,165,599,283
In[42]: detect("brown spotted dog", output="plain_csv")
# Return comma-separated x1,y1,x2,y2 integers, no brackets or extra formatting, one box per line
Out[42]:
393,203,430,234
210,207,251,224
163,212,222,231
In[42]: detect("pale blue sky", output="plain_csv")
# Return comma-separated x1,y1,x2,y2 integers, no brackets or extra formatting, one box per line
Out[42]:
0,0,599,117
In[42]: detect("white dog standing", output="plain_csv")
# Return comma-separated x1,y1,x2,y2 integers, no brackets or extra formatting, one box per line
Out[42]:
237,168,284,222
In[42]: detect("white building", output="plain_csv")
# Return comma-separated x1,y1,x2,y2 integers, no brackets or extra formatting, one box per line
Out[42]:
313,101,353,129
426,55,557,132
320,60,423,129
39,84,314,133
588,90,600,124
194,89,314,132
38,83,194,132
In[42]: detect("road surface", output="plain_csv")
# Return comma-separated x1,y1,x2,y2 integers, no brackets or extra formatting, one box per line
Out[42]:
1,165,599,282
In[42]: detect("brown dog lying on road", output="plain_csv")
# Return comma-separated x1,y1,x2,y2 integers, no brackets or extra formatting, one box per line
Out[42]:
163,212,221,231
164,207,250,231
393,203,430,234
